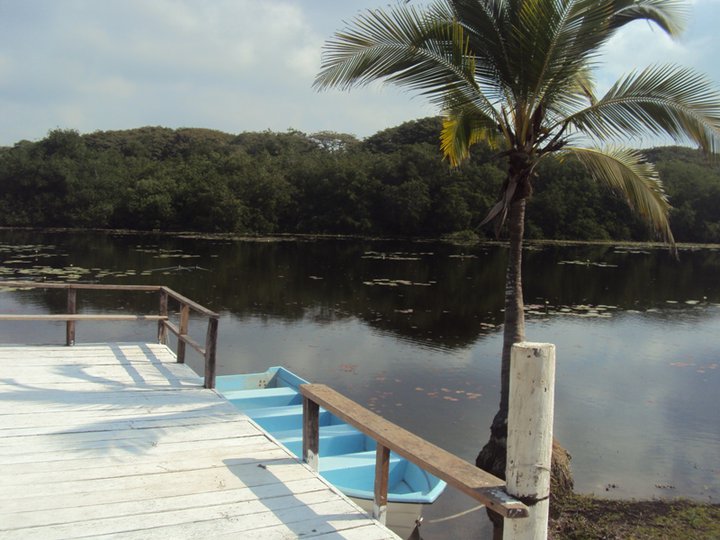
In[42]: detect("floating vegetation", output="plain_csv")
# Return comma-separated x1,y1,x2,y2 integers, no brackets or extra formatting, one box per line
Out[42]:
0,286,33,293
154,253,201,260
363,278,432,287
361,250,432,261
0,243,60,254
614,247,652,255
670,361,718,373
415,386,483,401
558,260,618,268
149,265,209,274
0,239,157,282
523,299,713,320
132,246,201,259
525,303,618,319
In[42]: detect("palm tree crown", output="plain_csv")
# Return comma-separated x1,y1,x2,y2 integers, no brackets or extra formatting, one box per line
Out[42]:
315,0,720,243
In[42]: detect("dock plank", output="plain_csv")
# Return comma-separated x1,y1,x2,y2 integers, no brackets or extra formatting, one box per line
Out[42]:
0,344,398,539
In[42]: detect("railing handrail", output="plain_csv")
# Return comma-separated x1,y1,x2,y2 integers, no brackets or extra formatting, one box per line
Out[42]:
0,314,168,321
0,282,220,317
160,286,218,318
0,281,219,388
299,383,529,521
0,282,163,292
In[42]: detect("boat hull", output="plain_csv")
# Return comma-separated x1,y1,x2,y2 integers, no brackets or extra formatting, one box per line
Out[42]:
216,366,447,505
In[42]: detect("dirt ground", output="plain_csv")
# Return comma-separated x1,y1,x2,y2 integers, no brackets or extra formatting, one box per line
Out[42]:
549,495,720,539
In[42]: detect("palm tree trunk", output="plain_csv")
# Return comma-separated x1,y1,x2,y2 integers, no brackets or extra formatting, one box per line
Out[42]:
500,197,526,417
476,195,526,475
476,195,526,539
477,193,574,537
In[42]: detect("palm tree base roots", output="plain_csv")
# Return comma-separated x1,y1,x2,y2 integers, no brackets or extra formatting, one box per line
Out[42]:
476,433,574,532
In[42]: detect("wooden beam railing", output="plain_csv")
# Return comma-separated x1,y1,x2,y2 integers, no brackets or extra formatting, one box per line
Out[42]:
0,281,220,389
300,384,528,522
300,342,557,540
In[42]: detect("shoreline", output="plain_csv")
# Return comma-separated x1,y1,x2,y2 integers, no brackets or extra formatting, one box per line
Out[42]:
550,494,720,539
2,226,720,250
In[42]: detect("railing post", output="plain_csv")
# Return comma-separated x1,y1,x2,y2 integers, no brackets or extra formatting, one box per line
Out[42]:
203,316,218,389
66,288,76,346
503,342,556,540
177,303,189,364
373,444,390,525
302,395,319,471
158,289,168,345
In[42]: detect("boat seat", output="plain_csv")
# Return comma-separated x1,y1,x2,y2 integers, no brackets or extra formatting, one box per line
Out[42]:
222,386,302,409
278,427,371,457
272,422,360,442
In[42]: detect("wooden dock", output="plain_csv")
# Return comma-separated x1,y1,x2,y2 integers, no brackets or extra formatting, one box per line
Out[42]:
0,343,399,539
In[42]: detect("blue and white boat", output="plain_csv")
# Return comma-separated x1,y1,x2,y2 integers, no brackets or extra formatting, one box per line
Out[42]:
216,366,447,505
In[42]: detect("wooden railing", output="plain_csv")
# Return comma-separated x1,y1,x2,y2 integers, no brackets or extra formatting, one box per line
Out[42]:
300,384,528,519
0,281,219,389
300,342,557,540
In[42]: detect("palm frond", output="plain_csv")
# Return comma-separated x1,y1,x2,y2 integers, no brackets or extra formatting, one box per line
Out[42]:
444,0,513,92
314,2,493,112
563,146,675,246
566,65,720,153
609,0,688,36
544,65,598,124
571,65,598,106
441,104,502,166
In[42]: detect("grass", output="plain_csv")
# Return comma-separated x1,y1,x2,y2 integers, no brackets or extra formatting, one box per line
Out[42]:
550,495,720,539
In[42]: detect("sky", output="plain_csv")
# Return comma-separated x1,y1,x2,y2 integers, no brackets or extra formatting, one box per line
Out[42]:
1,0,719,147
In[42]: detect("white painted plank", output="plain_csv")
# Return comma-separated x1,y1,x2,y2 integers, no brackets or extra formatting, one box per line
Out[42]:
307,525,400,540
1,488,358,539
1,434,276,471
0,379,201,391
1,459,318,513
0,400,238,428
0,439,286,486
70,498,378,540
0,350,175,363
1,477,333,531
0,373,201,388
0,362,200,383
0,388,222,414
0,405,241,437
0,418,258,453
0,344,177,363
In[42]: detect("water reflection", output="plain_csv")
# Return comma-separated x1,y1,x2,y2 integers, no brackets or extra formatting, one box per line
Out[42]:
1,231,719,537
537,312,720,500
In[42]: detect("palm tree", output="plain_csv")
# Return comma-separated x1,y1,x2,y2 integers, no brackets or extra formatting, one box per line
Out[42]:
314,0,720,493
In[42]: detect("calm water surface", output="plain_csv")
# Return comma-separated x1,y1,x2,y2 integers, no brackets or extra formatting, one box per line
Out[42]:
1,231,718,537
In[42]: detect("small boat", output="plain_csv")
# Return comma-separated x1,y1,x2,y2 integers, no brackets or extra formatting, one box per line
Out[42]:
215,366,447,505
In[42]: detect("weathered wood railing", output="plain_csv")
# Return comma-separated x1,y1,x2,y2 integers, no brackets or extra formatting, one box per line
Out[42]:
0,281,219,389
300,342,556,540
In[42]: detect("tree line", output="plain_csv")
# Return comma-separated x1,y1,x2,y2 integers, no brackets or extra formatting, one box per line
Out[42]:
0,117,718,243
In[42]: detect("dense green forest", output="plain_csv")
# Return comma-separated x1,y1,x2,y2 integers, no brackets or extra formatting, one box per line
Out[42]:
0,118,718,243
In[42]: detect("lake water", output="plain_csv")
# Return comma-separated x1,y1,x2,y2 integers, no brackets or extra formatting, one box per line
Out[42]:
1,230,718,538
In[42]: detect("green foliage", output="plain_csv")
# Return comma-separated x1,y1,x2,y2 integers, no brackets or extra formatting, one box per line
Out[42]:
0,125,718,242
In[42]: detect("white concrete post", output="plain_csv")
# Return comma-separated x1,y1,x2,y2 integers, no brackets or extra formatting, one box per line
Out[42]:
503,342,556,540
